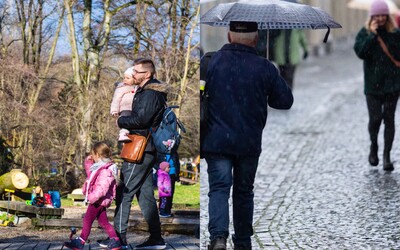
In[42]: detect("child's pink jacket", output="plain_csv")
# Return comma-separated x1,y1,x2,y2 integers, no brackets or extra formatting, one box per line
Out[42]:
157,169,172,197
110,83,137,114
83,158,117,207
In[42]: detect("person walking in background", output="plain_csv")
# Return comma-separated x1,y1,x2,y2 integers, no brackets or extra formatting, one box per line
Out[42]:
354,0,400,171
110,67,138,142
268,0,308,89
272,27,308,89
64,142,121,250
157,161,172,217
201,21,293,250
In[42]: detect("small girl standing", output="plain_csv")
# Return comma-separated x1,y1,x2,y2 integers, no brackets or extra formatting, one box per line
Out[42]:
157,161,172,218
64,142,121,250
110,67,138,142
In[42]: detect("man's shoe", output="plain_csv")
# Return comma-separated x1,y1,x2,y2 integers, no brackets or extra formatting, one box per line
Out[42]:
135,237,166,249
98,237,110,247
107,238,122,250
383,151,394,171
208,237,227,250
369,144,379,166
234,244,252,250
64,237,85,250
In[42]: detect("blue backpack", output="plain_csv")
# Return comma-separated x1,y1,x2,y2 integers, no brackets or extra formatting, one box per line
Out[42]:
152,106,186,154
49,190,61,208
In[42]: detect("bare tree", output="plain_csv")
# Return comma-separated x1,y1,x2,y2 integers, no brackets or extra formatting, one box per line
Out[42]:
63,0,137,165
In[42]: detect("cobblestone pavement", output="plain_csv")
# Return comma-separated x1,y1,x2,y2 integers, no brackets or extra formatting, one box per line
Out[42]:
200,43,400,249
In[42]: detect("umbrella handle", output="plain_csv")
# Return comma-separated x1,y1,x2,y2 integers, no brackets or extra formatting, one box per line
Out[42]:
323,26,330,43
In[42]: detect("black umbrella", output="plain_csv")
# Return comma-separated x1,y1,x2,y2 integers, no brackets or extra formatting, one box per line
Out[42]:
201,0,342,56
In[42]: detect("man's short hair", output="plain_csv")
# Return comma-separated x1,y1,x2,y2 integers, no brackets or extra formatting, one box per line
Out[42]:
134,58,156,77
229,21,258,33
229,31,258,44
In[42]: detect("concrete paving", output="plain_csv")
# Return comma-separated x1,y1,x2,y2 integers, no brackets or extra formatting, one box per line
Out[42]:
200,40,400,249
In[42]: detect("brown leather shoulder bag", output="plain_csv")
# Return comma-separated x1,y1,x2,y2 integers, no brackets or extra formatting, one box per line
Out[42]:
120,133,150,163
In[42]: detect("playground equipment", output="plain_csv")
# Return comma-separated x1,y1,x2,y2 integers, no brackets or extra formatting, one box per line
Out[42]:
0,189,15,227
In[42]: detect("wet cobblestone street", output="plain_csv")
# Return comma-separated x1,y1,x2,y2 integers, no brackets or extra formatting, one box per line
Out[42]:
200,43,400,249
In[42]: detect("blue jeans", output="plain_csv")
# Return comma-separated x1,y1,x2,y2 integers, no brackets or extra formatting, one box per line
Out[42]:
205,153,259,246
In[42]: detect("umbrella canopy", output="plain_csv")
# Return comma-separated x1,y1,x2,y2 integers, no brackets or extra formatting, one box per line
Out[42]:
347,0,399,14
200,0,342,30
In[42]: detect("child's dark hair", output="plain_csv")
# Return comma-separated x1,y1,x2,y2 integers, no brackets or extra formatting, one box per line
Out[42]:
91,142,112,159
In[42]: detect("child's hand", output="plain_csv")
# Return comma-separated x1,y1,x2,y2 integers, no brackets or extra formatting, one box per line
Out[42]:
111,112,118,117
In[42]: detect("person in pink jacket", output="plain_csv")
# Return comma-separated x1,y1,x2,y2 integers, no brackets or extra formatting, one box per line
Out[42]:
64,142,121,250
110,67,138,142
157,161,172,218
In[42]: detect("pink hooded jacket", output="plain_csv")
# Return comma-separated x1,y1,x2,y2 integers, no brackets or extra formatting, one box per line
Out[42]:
82,158,117,207
157,169,172,197
110,83,137,114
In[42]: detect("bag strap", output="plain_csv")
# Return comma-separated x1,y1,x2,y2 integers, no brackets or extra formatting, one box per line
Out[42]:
377,35,400,67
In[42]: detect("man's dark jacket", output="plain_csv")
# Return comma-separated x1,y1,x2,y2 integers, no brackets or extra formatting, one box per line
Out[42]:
201,43,294,156
118,79,168,152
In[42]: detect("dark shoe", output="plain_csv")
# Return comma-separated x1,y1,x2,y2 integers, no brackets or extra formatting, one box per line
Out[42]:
135,237,166,249
107,238,122,250
99,238,124,249
116,232,128,247
208,237,227,250
383,151,394,171
369,144,379,166
234,245,252,250
64,237,85,250
98,237,110,247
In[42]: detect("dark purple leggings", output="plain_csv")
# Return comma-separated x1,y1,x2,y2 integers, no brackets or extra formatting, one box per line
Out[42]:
80,203,118,241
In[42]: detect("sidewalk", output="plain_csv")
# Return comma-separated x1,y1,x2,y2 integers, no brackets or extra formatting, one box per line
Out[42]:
200,42,400,249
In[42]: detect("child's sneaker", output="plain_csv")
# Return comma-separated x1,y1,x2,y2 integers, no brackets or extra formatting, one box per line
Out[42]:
107,238,122,250
64,237,85,250
97,237,110,247
118,129,131,142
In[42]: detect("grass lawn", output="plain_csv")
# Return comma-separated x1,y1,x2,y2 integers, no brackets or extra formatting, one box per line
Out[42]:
62,182,199,209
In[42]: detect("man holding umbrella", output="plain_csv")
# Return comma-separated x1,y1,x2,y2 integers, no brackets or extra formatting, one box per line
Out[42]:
201,21,293,250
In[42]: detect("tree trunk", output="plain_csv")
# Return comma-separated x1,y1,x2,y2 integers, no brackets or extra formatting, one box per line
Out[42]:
27,5,65,114
176,5,199,118
0,169,29,194
64,0,87,164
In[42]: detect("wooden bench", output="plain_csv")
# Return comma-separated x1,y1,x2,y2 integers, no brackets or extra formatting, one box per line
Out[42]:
0,201,64,218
